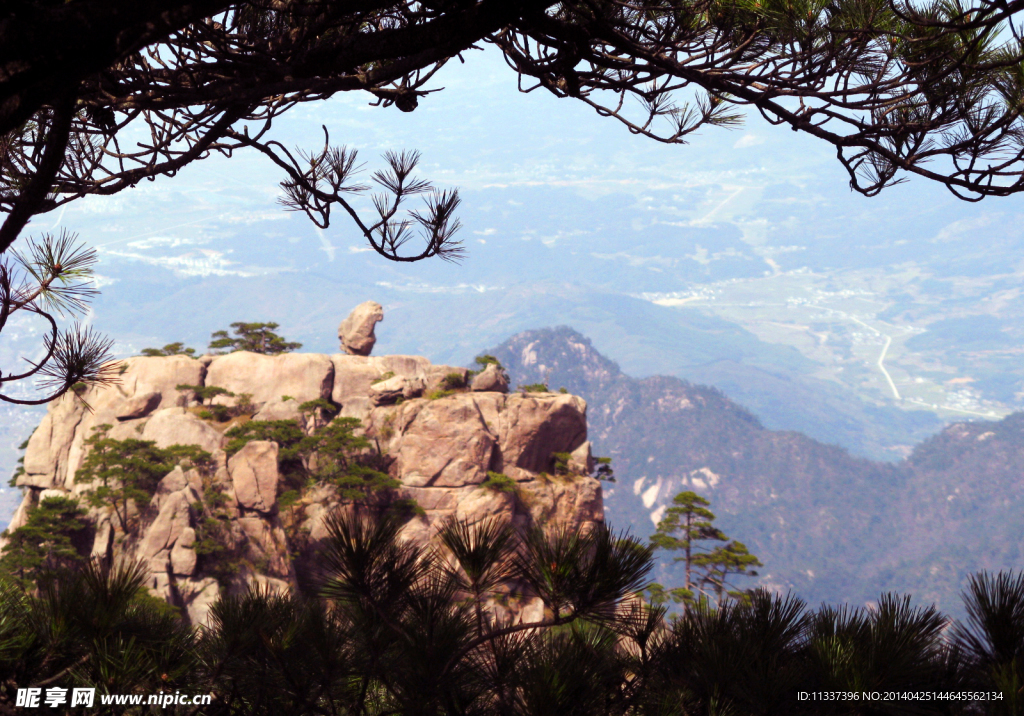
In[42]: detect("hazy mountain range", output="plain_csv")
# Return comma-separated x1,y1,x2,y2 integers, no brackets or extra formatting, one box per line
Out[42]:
491,326,1024,613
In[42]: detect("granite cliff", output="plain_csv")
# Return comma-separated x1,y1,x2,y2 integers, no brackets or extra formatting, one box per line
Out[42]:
6,321,603,626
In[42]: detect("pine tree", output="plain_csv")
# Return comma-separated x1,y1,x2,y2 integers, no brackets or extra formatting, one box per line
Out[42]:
650,491,727,607
140,342,196,357
74,424,210,532
702,540,763,605
209,322,302,355
649,490,762,609
0,496,88,585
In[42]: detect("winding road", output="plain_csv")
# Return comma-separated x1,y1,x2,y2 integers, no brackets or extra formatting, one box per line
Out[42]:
848,316,900,400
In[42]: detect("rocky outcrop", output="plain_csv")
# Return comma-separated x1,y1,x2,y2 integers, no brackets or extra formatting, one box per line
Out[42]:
229,441,279,513
207,352,334,405
470,364,509,393
7,345,604,627
338,301,384,356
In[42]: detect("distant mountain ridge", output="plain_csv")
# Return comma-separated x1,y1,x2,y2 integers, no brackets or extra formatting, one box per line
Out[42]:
489,326,1024,612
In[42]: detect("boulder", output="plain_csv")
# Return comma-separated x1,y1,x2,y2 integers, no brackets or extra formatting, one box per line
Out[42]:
141,409,225,454
20,398,87,488
374,355,431,378
247,574,292,596
180,578,220,627
520,477,604,529
20,356,203,490
10,341,606,626
158,466,189,494
84,355,206,424
387,395,496,487
331,355,384,419
141,491,192,559
425,366,470,393
116,391,162,420
338,301,384,356
369,375,407,405
228,441,279,513
238,517,291,578
0,498,32,547
91,517,112,561
115,355,205,404
471,364,509,393
569,441,595,475
497,394,588,475
454,487,515,523
147,562,173,601
206,352,334,407
170,528,197,576
401,487,459,512
252,398,302,422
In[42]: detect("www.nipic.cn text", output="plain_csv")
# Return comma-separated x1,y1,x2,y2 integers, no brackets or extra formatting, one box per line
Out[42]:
16,687,213,708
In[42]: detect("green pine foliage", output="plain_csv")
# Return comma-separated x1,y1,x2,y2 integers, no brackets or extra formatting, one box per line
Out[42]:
473,354,504,370
468,354,508,381
549,451,615,482
703,540,763,604
176,383,234,405
594,456,615,482
209,321,302,355
481,471,517,493
552,451,572,476
440,372,468,390
226,419,306,460
225,416,397,505
0,509,1023,713
518,383,549,393
0,562,199,702
74,424,211,532
298,398,340,429
0,496,88,585
176,385,257,422
191,483,241,587
140,342,196,357
650,490,760,610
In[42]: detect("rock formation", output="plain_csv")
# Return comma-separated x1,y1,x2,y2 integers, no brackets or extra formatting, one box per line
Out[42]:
470,363,510,393
338,301,384,356
6,346,603,626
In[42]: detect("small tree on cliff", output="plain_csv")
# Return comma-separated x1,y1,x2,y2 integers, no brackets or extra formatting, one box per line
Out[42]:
209,322,302,355
0,495,88,586
75,424,211,532
140,342,196,357
224,413,397,506
649,490,761,609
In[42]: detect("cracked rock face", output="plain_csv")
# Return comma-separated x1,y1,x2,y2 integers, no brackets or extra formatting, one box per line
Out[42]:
229,441,279,513
7,348,604,627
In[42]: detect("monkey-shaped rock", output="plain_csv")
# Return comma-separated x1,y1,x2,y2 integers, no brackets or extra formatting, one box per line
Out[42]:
338,300,384,356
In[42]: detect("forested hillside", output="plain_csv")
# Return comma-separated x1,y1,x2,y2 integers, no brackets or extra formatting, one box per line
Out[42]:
491,327,1024,612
